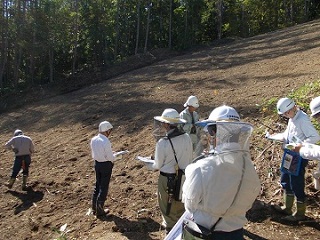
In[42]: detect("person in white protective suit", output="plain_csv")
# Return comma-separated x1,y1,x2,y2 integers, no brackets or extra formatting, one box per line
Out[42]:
181,105,261,240
180,96,200,152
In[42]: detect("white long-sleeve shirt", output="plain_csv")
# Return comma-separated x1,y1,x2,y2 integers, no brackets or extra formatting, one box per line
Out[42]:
182,143,261,232
274,110,320,144
180,109,200,135
90,133,115,162
152,133,193,173
5,135,34,156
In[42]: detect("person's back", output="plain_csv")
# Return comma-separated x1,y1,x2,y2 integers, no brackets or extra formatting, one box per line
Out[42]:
6,135,34,156
182,106,261,240
185,148,260,231
4,129,34,190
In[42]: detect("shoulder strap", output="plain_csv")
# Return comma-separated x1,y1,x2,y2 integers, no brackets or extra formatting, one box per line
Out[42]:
168,137,179,165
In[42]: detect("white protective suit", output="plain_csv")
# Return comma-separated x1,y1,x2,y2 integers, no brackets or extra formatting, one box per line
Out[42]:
182,122,261,232
299,143,320,161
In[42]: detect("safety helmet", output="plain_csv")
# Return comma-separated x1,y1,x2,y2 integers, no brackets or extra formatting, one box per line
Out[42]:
184,96,199,108
208,105,240,122
99,121,113,132
14,129,23,136
310,96,320,117
277,97,295,114
154,108,186,124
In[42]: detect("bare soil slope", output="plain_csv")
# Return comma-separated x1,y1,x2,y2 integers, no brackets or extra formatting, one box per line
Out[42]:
1,20,320,240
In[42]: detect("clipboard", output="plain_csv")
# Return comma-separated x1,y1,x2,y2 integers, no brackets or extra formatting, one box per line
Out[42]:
280,149,303,176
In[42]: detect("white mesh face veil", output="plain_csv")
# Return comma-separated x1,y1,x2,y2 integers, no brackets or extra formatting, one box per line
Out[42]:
152,119,166,141
214,122,253,152
152,119,184,141
194,121,253,158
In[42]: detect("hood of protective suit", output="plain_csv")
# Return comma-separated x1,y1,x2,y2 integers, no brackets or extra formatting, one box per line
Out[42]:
194,121,253,158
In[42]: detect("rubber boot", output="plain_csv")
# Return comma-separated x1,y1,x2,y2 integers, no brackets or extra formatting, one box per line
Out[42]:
96,201,109,217
283,201,306,222
273,194,294,215
22,176,28,191
7,178,15,189
92,199,97,215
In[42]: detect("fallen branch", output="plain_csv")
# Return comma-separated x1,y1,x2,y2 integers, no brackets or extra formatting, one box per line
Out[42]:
255,143,274,161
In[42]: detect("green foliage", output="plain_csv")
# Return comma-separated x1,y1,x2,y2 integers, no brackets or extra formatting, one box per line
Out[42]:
287,80,320,112
1,0,320,90
258,80,320,130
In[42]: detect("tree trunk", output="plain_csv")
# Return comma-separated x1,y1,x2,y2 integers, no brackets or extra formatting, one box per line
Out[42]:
168,0,172,49
72,0,79,76
0,0,9,89
144,4,151,54
216,0,223,40
135,1,141,55
115,0,120,59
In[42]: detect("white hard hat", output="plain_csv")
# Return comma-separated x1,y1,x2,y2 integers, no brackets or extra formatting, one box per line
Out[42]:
154,108,187,124
208,105,240,122
99,121,113,132
184,96,199,108
277,97,295,114
310,96,320,117
14,129,23,136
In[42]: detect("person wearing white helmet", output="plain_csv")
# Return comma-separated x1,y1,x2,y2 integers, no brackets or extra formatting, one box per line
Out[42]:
180,96,200,152
271,97,320,222
90,120,117,218
151,108,193,233
181,105,260,240
5,129,35,191
289,97,320,191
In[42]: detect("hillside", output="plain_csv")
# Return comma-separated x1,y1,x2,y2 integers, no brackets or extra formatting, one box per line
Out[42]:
1,20,320,240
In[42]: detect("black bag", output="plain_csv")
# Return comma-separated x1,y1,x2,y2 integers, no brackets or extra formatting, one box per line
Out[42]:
174,168,185,201
182,219,213,239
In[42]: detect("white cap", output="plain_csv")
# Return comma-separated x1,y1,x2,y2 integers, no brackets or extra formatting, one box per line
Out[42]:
184,96,199,108
14,129,23,136
99,121,113,132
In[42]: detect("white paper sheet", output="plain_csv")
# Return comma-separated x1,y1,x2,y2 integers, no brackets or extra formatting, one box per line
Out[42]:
136,156,155,164
113,150,129,161
164,211,192,240
265,131,284,142
114,150,129,157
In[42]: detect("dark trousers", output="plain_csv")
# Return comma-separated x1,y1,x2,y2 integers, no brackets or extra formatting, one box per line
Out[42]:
211,228,243,240
183,226,243,240
92,161,113,207
281,159,307,202
11,155,31,178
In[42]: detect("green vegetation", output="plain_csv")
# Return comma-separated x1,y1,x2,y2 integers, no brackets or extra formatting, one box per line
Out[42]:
259,80,320,131
0,0,319,93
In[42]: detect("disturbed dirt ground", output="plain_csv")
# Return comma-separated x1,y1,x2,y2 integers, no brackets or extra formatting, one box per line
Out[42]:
1,20,320,240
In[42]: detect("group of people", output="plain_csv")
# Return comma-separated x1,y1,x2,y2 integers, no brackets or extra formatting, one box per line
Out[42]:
4,94,320,240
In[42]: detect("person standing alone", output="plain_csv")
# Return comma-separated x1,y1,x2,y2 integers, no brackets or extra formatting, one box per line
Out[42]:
5,129,34,191
90,121,116,218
